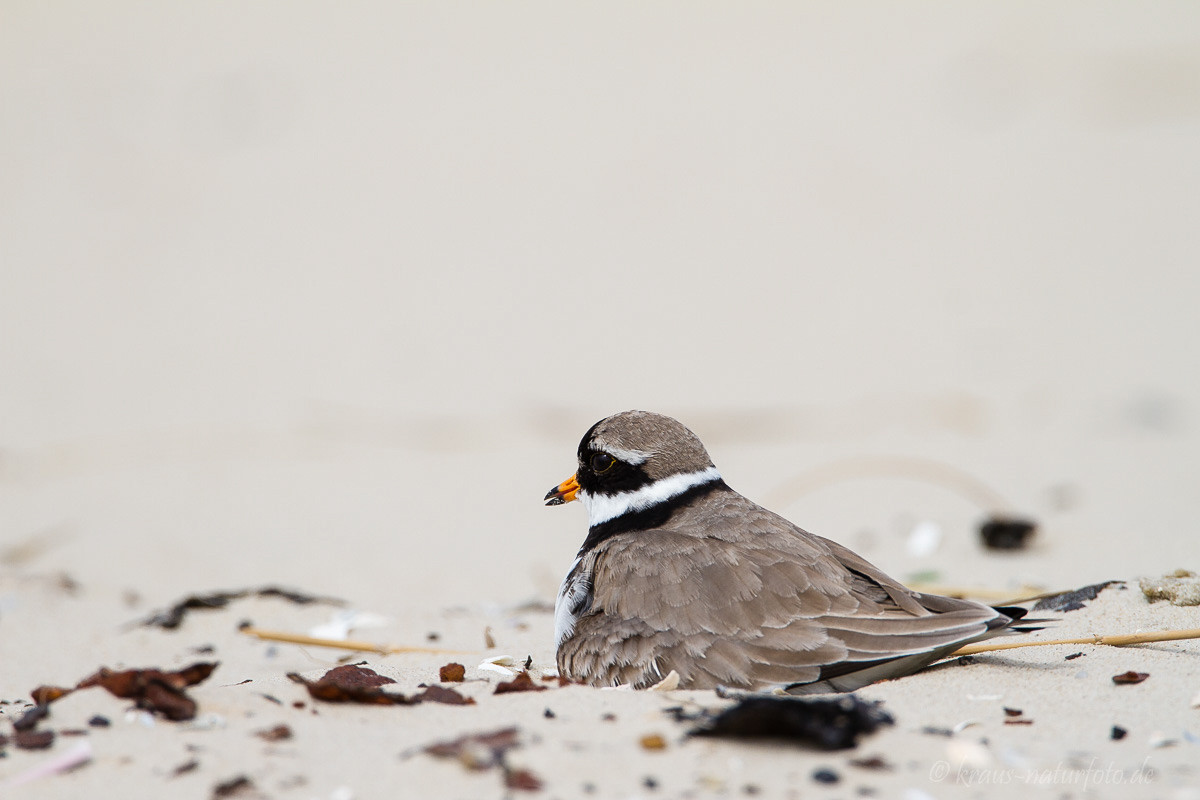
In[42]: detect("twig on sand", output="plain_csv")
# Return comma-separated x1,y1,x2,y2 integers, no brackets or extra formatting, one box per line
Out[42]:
905,583,1047,602
950,628,1200,657
240,626,468,655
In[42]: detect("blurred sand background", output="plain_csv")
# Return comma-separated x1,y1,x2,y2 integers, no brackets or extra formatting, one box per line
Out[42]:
3,2,1197,610
2,4,1200,796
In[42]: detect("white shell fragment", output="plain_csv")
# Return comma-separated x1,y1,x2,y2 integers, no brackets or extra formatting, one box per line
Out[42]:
906,521,943,557
648,670,681,691
477,655,518,677
946,738,992,769
308,610,391,640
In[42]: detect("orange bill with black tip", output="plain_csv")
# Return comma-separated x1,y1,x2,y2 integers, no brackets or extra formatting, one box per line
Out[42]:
544,474,580,506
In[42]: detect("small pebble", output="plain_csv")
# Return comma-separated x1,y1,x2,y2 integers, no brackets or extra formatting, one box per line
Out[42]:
812,768,840,784
640,734,667,751
88,715,111,728
1111,726,1127,741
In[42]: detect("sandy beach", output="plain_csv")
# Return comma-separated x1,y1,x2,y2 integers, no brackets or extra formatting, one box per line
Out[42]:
3,3,1199,798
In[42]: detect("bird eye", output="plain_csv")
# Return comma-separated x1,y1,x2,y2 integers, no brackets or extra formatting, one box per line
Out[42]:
590,453,616,473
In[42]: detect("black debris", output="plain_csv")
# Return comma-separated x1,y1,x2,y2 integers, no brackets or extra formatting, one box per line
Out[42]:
812,768,840,784
88,715,111,727
690,694,894,750
1032,581,1121,613
544,708,556,719
662,705,703,723
979,516,1037,551
1111,726,1128,741
142,586,344,630
12,730,55,749
13,704,49,731
212,774,256,797
1064,652,1085,660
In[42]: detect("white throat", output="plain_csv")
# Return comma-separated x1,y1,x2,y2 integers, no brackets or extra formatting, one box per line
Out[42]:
579,466,722,526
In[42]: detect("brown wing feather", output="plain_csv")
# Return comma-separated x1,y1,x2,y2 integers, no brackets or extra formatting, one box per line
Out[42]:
557,488,1009,691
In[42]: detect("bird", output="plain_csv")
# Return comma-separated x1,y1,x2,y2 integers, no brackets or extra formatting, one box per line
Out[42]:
544,410,1029,693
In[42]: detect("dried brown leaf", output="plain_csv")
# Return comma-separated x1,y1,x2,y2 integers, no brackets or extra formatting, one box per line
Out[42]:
212,774,258,798
254,724,293,742
414,685,475,706
439,663,466,682
318,664,395,689
494,671,546,695
425,727,521,769
504,767,544,791
30,685,73,705
288,673,410,705
75,662,218,721
14,729,55,750
1112,671,1149,685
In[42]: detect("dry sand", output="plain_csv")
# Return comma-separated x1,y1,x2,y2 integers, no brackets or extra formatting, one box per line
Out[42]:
3,3,1200,798
2,572,1198,798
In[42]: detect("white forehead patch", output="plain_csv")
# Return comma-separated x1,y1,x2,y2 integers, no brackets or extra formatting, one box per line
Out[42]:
580,466,722,526
594,444,651,465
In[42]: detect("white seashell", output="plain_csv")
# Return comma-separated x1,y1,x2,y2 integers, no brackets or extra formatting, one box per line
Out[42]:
648,670,680,691
477,656,518,677
309,610,390,640
480,655,517,666
946,738,991,769
124,710,156,728
906,520,942,557
188,713,227,730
